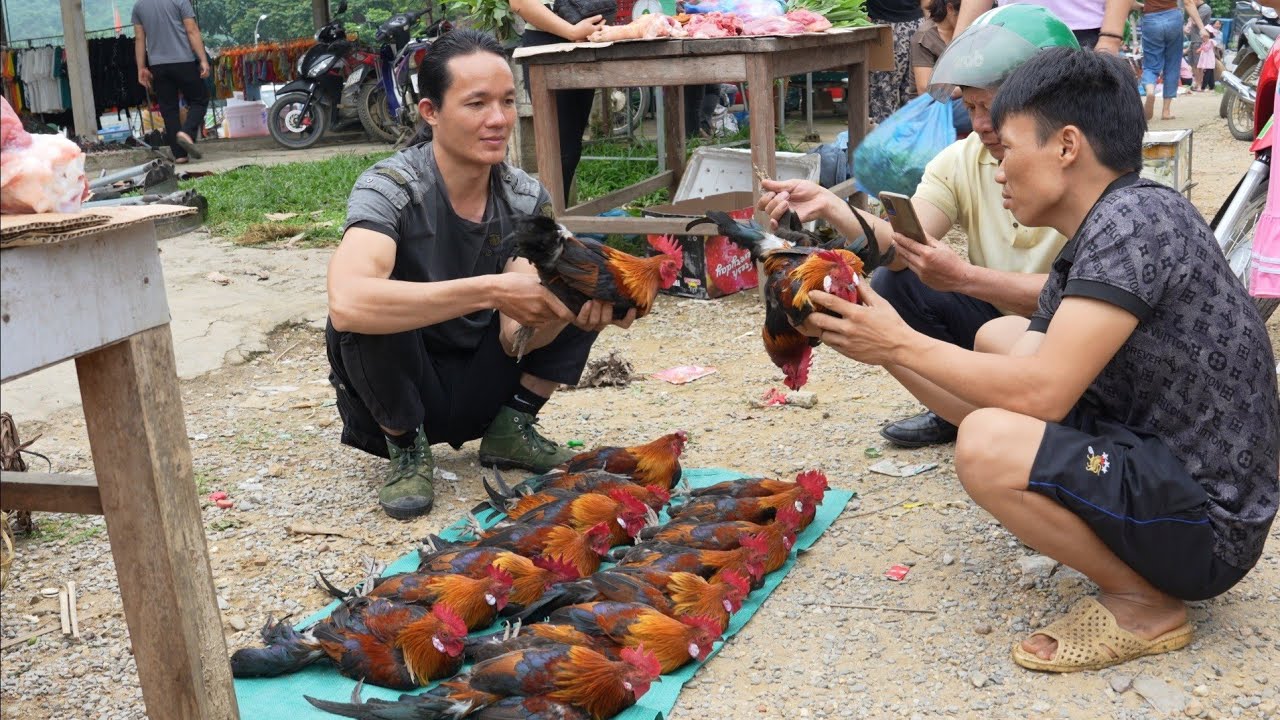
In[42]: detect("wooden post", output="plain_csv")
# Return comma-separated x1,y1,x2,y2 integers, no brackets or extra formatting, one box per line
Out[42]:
529,65,565,214
846,60,869,211
746,55,777,225
662,85,686,192
75,325,239,720
312,0,330,32
59,0,98,138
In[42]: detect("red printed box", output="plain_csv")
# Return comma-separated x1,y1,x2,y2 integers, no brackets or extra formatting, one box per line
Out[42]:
642,192,759,299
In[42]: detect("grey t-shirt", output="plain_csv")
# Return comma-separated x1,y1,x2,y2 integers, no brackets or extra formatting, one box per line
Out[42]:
344,143,552,353
131,0,197,65
1029,176,1280,570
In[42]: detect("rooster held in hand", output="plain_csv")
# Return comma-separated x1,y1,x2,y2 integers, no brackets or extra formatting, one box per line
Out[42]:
510,215,684,359
688,210,886,389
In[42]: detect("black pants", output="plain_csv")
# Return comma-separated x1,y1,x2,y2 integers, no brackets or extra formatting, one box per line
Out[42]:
870,267,1003,351
326,315,597,458
521,31,596,192
1201,68,1216,91
151,60,208,160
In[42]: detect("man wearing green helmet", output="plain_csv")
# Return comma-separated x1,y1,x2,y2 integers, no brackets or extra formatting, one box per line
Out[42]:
758,4,1078,448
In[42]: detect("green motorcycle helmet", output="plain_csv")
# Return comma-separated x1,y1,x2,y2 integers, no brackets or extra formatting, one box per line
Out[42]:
930,5,1080,90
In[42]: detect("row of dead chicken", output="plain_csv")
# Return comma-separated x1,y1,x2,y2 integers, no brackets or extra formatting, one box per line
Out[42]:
229,430,831,719
512,210,887,391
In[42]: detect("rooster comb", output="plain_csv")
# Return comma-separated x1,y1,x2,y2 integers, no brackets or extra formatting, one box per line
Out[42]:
670,430,689,450
486,564,515,589
795,470,829,497
648,234,683,261
585,522,612,539
680,613,725,638
719,568,751,600
608,488,650,515
645,484,672,506
431,603,468,637
775,503,803,530
532,554,581,581
740,532,770,558
621,645,662,679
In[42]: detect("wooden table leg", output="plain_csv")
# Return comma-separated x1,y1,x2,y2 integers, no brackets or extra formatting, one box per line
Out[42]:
75,325,239,720
662,85,686,194
747,55,778,225
846,61,869,211
528,66,566,215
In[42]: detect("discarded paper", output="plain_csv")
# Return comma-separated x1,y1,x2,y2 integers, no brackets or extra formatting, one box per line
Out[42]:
652,365,717,385
868,460,939,478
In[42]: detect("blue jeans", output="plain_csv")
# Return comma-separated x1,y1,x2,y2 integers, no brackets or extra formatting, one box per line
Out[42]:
1141,9,1185,99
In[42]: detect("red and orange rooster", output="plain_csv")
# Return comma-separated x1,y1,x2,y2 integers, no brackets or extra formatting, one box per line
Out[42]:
516,566,749,628
668,470,828,525
688,210,886,389
422,521,614,578
319,565,514,631
553,431,689,490
231,600,469,690
511,214,684,358
491,552,582,616
504,488,653,547
548,601,723,673
307,643,662,720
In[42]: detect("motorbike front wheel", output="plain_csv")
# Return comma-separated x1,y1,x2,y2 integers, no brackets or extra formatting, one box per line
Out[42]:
1218,178,1280,320
1226,63,1260,142
358,83,406,145
268,92,329,150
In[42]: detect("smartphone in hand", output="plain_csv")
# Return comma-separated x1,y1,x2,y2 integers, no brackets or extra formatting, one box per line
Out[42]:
879,192,927,244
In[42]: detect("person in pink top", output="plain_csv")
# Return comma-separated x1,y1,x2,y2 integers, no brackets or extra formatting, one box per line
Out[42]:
1198,29,1217,91
952,0,1131,52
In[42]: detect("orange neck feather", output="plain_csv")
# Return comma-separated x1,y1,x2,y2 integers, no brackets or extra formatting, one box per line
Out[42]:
493,554,551,606
667,573,729,625
548,647,631,719
572,494,627,532
544,526,602,576
600,246,667,315
627,612,695,673
428,575,497,630
788,250,861,310
629,445,679,489
396,616,458,684
762,524,789,572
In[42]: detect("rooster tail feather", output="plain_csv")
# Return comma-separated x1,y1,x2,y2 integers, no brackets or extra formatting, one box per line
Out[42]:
512,578,597,623
850,210,891,272
305,693,457,720
482,472,515,512
511,325,534,362
314,572,351,599
230,619,323,678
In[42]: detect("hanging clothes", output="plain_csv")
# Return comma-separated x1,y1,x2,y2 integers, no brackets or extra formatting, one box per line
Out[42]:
210,37,315,97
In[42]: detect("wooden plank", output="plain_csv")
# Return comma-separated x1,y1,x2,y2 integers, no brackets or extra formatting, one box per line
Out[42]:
829,177,860,200
0,471,102,515
663,86,686,190
768,44,866,80
519,28,885,64
58,587,70,636
0,224,170,383
846,60,870,212
67,581,80,639
59,0,97,138
746,55,778,226
75,325,239,719
540,55,746,90
528,66,566,214
566,172,675,218
559,215,726,236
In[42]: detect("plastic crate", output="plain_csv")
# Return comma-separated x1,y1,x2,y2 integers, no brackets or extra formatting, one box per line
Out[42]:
674,147,821,201
225,102,269,139
98,124,132,144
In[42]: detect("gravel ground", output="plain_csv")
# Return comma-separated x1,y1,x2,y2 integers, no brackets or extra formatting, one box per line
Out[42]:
2,91,1278,720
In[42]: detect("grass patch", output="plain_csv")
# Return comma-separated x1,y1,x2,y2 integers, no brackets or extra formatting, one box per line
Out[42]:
181,152,392,246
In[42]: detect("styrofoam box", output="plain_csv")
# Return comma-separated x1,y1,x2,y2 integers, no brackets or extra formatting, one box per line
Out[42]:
225,101,269,138
675,147,821,202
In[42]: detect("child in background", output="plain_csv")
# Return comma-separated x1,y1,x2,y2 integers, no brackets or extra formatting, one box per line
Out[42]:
1180,57,1195,90
1198,29,1217,91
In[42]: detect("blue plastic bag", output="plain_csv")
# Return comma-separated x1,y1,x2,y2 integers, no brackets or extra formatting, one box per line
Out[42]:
853,94,956,199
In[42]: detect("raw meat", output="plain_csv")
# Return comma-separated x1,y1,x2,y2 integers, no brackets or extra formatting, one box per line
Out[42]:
0,96,88,215
684,12,744,38
740,15,807,35
784,9,832,32
590,13,688,41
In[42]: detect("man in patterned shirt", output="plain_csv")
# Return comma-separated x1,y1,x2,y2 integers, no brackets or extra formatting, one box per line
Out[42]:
801,48,1278,672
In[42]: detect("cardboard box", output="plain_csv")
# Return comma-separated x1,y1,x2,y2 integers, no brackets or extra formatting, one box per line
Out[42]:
643,192,759,299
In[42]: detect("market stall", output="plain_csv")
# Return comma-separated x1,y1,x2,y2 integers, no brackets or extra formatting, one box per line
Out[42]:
515,24,892,235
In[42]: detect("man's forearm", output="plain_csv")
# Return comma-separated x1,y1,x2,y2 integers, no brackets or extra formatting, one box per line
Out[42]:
953,0,995,39
1101,0,1131,36
187,29,207,62
134,32,146,70
959,266,1046,317
330,275,497,335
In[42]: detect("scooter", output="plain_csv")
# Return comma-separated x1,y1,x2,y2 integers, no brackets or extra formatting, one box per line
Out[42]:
358,9,451,145
1222,1,1280,140
266,1,378,149
1212,44,1279,320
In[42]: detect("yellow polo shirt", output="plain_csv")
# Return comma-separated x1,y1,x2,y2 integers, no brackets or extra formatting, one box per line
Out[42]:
913,133,1068,275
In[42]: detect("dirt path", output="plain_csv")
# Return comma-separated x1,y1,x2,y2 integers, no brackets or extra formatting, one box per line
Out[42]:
2,90,1277,720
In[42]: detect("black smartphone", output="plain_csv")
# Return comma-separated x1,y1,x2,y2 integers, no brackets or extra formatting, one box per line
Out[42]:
879,191,927,244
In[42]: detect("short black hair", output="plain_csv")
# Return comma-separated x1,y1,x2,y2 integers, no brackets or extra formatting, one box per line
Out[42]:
927,0,961,24
991,47,1145,173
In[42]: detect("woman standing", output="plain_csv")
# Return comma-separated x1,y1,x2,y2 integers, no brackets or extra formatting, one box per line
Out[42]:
510,0,609,196
909,0,972,134
867,0,925,124
1141,0,1209,120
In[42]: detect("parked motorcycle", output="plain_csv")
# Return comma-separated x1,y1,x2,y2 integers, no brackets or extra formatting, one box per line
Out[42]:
1212,44,1279,320
357,9,452,144
1222,1,1280,140
267,1,377,149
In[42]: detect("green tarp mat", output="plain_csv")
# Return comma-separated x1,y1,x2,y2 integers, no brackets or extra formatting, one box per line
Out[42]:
234,468,854,719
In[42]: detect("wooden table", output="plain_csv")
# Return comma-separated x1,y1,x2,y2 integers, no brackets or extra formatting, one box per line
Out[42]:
516,26,892,236
0,208,239,719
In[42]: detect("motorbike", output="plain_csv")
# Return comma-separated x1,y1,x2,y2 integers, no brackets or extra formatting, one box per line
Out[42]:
1221,1,1280,140
1212,43,1280,320
357,9,452,144
267,1,378,149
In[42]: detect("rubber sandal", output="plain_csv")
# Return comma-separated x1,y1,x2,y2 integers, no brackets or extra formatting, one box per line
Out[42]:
1011,597,1193,673
175,133,202,159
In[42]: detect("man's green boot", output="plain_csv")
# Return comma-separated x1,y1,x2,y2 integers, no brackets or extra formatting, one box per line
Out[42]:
379,427,435,520
477,406,577,473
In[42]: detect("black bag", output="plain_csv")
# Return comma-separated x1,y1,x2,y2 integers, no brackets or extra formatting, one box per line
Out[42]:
553,0,617,26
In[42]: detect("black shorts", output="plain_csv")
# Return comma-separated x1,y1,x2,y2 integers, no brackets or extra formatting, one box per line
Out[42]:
1029,409,1247,601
